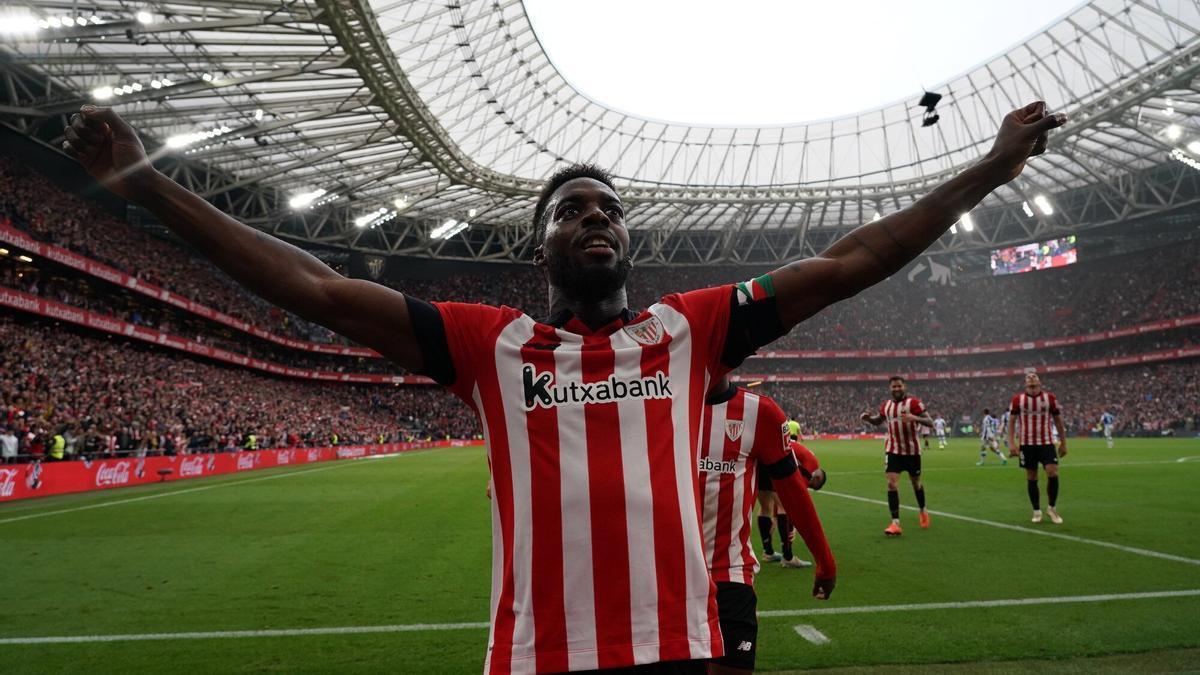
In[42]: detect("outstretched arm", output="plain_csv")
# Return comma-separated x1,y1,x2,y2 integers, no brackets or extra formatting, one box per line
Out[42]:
769,102,1066,330
62,106,423,371
773,471,836,599
861,411,884,426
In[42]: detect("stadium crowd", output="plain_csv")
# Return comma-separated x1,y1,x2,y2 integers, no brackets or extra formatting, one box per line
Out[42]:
0,157,344,345
762,361,1200,437
4,155,1199,355
0,316,475,462
1,153,1198,465
9,251,1196,379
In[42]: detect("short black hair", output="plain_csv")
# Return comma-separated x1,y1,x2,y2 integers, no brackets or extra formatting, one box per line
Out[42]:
532,163,617,243
889,376,906,384
984,408,990,415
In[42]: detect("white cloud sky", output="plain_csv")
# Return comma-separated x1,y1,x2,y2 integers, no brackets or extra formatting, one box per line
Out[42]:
524,0,1083,126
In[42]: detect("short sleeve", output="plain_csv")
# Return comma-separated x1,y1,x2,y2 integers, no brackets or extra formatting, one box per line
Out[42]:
750,395,790,465
658,285,734,374
660,276,786,374
724,274,787,368
910,398,925,415
1010,395,1021,415
421,300,506,400
879,401,888,417
1049,393,1060,415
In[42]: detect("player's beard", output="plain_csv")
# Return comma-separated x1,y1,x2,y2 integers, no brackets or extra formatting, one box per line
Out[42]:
545,250,633,305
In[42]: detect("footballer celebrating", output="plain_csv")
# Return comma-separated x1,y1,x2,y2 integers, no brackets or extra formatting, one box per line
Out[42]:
698,377,835,673
1008,373,1067,524
64,100,1063,673
861,377,933,536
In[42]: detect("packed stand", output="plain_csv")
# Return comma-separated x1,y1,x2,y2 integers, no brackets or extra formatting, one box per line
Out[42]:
759,361,1200,437
0,315,479,463
0,157,345,345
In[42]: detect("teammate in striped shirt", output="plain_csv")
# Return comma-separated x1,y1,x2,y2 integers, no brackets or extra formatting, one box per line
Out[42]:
976,409,1007,465
699,378,835,673
861,376,933,536
65,101,1064,674
1008,373,1067,524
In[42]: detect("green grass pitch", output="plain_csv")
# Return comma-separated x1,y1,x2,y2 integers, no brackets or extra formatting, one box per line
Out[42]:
2,438,1198,673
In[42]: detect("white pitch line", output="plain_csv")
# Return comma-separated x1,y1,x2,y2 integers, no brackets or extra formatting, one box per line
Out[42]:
792,624,830,645
0,464,347,525
832,458,1196,476
0,449,449,525
759,589,1200,618
817,490,1200,566
4,590,1198,646
0,458,377,525
0,622,491,645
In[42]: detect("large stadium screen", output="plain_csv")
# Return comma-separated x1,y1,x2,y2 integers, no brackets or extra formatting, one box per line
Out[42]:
990,235,1078,275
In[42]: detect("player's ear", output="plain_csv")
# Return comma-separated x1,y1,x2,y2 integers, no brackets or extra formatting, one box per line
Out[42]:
533,244,546,269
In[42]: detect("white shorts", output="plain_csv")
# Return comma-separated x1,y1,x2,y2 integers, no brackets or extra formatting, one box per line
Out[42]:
1103,425,1113,438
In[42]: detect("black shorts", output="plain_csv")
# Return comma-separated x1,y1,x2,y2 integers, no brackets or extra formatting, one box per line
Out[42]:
756,466,774,493
712,581,758,671
1019,444,1058,468
885,453,922,475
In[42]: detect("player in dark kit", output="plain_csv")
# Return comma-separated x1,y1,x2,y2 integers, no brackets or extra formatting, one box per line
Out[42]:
1008,373,1067,524
64,101,1064,674
861,377,933,537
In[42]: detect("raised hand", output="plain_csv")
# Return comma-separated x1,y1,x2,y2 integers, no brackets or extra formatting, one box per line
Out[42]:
983,101,1067,185
62,106,157,201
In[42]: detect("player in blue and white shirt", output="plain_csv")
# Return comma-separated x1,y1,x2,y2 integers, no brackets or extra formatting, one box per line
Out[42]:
933,415,948,449
977,409,1007,465
1100,411,1115,448
998,410,1011,446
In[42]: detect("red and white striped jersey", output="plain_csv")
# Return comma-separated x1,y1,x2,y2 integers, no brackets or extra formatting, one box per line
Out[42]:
880,396,926,455
1010,391,1060,446
697,385,789,585
431,285,761,674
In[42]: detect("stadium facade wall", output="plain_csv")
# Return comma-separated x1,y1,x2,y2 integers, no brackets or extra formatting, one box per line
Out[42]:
0,441,474,504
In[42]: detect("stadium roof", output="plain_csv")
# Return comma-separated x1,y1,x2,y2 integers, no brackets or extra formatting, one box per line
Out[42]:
1,0,1199,263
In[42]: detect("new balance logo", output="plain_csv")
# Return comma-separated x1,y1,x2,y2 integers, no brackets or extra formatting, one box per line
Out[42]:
737,641,753,652
522,365,673,411
697,456,739,475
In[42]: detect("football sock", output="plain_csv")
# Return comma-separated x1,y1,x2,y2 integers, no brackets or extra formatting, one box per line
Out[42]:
915,486,926,510
757,515,774,555
887,489,900,520
1027,479,1041,510
776,515,793,559
1048,476,1059,507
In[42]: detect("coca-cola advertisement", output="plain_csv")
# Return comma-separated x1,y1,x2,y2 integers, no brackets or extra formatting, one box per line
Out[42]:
0,468,18,498
0,441,458,503
94,461,133,487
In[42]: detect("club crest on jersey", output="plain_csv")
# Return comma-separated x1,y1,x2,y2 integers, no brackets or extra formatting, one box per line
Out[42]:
725,419,744,442
521,364,673,411
622,316,665,346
